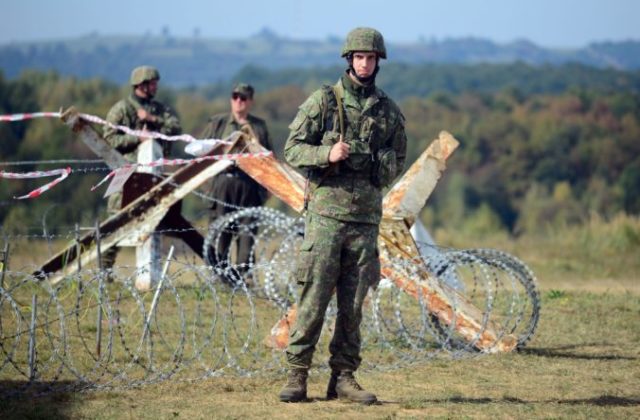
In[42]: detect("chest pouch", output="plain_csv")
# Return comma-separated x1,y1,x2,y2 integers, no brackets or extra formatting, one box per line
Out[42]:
373,147,397,187
321,130,341,146
344,140,372,171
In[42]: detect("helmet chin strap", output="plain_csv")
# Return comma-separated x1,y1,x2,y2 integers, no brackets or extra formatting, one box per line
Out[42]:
347,55,379,85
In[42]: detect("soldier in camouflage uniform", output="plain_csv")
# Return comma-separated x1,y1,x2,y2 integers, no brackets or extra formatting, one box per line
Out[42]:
200,83,272,282
101,65,181,273
279,28,407,404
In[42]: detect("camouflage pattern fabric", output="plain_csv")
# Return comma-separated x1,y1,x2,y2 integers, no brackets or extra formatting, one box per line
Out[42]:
100,93,181,270
284,73,407,225
286,212,380,371
130,66,160,86
283,72,407,371
341,27,387,59
103,94,181,162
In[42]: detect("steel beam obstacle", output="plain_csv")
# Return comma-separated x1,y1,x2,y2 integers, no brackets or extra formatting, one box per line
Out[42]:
35,110,526,352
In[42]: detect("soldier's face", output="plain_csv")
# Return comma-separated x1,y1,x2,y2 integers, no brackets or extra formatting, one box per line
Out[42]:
146,80,159,97
230,93,253,115
352,52,378,78
137,79,159,98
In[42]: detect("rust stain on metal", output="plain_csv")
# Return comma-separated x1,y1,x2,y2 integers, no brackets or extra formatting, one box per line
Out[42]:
35,115,238,283
39,116,516,353
383,131,459,223
263,305,297,349
265,131,516,353
236,138,306,213
378,219,517,353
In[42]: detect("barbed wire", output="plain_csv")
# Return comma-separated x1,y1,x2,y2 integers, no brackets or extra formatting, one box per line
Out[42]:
0,206,540,398
0,159,106,167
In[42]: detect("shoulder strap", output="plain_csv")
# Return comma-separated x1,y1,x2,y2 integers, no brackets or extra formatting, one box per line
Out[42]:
304,83,345,210
127,96,142,111
332,82,345,140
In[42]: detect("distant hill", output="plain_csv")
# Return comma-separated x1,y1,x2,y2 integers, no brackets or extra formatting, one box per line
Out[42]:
1,29,640,86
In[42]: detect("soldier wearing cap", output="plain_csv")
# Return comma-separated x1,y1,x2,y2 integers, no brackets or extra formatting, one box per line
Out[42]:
199,83,272,281
279,28,407,404
101,65,181,273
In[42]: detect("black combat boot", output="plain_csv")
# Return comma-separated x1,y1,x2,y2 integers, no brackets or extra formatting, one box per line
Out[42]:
279,368,308,402
326,370,339,400
335,371,377,404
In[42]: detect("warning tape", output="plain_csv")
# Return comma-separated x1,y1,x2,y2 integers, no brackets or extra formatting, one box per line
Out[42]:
0,111,232,145
0,112,62,122
0,167,71,199
91,151,273,191
0,111,271,199
2,151,273,199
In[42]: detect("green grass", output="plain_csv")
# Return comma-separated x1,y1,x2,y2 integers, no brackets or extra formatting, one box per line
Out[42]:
1,218,639,419
1,289,638,419
436,213,640,293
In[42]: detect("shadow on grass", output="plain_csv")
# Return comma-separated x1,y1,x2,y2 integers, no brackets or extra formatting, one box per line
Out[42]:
0,380,88,419
498,395,640,407
408,395,640,407
518,343,637,361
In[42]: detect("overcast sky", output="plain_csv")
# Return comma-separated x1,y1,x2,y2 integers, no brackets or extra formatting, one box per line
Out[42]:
2,0,638,48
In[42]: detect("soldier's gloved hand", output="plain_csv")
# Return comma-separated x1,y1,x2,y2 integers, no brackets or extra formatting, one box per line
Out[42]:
137,108,156,123
329,142,350,163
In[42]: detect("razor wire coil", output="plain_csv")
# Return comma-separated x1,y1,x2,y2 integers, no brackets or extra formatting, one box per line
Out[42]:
0,207,540,397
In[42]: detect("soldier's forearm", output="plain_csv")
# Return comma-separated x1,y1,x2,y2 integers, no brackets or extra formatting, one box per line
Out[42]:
105,133,140,152
284,142,332,170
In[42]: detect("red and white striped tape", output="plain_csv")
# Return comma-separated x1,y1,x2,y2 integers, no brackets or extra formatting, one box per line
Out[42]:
0,167,71,199
0,111,232,146
2,150,273,199
91,151,273,191
0,111,272,199
77,113,231,145
0,112,62,122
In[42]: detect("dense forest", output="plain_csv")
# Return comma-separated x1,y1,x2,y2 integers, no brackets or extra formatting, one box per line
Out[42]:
1,63,639,237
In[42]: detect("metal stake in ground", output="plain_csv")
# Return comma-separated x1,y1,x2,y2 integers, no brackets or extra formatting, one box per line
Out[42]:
28,294,38,381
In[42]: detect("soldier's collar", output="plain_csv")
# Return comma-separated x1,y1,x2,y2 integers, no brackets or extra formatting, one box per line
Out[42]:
131,93,152,105
342,72,376,98
231,112,251,126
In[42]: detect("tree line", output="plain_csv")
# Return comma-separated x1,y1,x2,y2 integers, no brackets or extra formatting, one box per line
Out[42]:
1,65,639,236
3,33,640,87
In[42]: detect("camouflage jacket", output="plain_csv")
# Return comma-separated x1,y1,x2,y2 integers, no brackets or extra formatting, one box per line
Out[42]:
200,112,272,152
284,74,407,224
200,112,272,199
103,94,181,161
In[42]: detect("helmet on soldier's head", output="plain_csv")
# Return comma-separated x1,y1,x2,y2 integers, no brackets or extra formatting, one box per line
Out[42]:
341,27,387,59
130,66,160,86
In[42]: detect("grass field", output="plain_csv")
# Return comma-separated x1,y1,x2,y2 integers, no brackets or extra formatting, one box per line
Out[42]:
1,217,639,419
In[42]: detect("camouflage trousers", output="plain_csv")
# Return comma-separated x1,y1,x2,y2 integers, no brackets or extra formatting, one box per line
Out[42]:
286,212,380,372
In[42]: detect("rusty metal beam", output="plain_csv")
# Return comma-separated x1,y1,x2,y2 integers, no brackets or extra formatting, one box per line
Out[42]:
34,116,239,284
377,218,516,352
37,114,518,352
383,131,459,223
236,138,306,212
61,107,129,170
259,131,517,353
